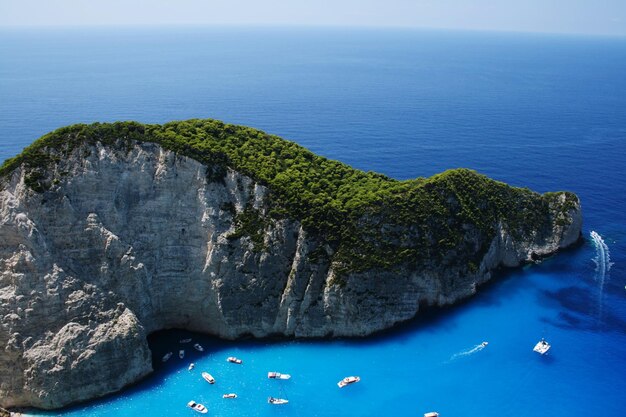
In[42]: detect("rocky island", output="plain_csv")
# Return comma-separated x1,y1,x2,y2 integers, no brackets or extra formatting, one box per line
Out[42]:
0,119,582,410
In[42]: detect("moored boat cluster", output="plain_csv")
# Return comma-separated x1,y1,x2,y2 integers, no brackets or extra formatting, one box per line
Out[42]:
168,335,552,415
162,336,363,414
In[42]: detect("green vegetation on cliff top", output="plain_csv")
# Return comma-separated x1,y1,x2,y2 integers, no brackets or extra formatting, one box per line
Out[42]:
0,119,579,274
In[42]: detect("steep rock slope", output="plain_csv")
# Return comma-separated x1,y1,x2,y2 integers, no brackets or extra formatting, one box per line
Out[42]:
0,121,581,409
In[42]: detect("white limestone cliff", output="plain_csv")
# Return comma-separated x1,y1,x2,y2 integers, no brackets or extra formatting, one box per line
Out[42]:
0,142,581,409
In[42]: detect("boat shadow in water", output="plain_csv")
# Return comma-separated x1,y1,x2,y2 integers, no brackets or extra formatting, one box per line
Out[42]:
532,349,557,365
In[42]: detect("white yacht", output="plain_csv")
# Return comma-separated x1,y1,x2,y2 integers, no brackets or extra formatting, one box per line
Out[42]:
193,343,204,352
227,356,242,364
161,352,173,362
201,372,215,384
268,396,289,405
222,393,237,399
187,400,208,414
188,363,195,371
337,376,360,388
268,372,291,380
533,338,551,355
179,349,185,359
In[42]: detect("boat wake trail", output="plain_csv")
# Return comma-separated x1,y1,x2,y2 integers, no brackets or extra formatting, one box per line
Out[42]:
590,231,613,322
591,231,612,280
447,342,488,362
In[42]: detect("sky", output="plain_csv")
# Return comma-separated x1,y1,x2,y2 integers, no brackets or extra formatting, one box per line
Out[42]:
0,0,625,36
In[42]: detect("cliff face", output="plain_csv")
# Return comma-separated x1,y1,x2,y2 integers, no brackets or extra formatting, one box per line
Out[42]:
0,140,581,410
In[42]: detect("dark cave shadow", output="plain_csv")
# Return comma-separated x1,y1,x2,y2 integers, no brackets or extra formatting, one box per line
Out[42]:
20,329,234,415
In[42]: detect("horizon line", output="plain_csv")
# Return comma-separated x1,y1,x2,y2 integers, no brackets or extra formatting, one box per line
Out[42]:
0,22,625,39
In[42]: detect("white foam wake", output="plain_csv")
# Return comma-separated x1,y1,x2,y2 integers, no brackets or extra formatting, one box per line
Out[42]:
590,230,612,280
448,342,488,362
590,230,613,321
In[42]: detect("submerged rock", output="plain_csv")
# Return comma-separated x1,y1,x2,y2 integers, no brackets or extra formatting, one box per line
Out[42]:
0,120,582,409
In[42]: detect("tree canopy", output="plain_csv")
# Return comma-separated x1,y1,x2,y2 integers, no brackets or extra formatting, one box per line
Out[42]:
0,119,577,274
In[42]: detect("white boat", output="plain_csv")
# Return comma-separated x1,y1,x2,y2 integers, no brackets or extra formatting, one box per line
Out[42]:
187,400,208,414
180,338,192,344
179,350,185,359
481,341,488,347
188,363,195,371
533,338,551,355
268,396,289,405
424,412,439,417
201,372,215,384
337,376,360,388
194,343,204,352
227,356,242,364
162,352,173,362
222,393,237,399
268,372,291,380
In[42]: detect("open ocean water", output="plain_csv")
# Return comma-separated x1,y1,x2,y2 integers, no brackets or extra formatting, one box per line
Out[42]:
0,27,625,417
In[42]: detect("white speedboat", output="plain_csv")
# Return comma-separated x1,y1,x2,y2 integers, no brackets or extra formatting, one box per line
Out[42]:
162,352,173,362
533,338,551,355
424,412,439,417
201,372,215,384
222,393,237,399
180,338,192,343
227,356,242,364
194,343,204,352
268,372,291,380
337,376,360,388
268,397,288,405
187,400,208,414
179,350,185,359
188,363,195,371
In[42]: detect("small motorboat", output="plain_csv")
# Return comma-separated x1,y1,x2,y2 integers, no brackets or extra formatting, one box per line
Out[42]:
222,393,237,399
162,352,173,362
188,363,195,371
187,400,208,414
268,372,291,380
481,341,488,347
180,338,192,344
202,372,215,384
179,350,185,359
337,376,360,388
424,412,439,417
227,356,242,364
533,338,551,355
268,396,289,405
194,343,204,352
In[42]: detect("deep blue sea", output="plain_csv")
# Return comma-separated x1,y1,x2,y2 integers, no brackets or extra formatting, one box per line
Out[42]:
1,27,625,417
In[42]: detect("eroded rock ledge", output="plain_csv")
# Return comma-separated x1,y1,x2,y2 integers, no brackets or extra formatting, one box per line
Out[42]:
0,121,582,409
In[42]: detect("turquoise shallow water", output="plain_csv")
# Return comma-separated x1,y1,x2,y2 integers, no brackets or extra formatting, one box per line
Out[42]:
1,27,625,416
